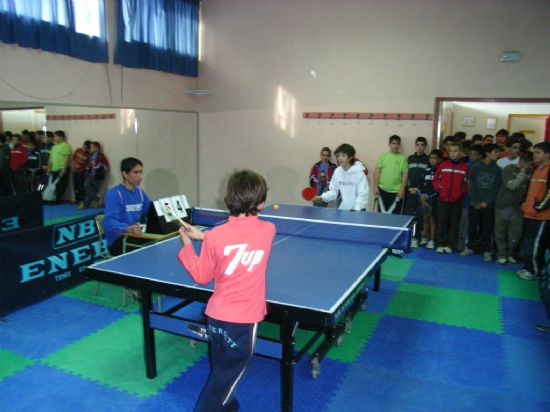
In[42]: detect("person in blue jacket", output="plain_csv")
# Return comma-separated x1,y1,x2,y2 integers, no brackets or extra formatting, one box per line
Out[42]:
104,157,151,256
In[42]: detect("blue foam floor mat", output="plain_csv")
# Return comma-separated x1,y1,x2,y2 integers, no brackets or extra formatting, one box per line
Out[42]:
359,316,508,392
406,258,499,294
0,295,125,359
0,364,143,412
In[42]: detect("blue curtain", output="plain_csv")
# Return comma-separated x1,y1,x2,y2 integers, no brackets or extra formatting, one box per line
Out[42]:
0,0,108,63
115,0,199,77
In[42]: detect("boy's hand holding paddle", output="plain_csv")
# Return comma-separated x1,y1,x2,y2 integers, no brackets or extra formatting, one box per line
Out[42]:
164,206,205,244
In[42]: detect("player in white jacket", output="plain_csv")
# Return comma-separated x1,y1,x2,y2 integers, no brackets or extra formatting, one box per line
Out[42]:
312,143,369,211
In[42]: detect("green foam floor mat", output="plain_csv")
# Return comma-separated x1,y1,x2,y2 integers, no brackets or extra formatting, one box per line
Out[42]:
62,281,140,313
497,270,540,301
42,314,207,397
387,283,502,334
258,312,381,363
0,349,34,381
381,256,414,282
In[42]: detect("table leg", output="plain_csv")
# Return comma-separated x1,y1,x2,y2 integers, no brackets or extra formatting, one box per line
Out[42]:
141,290,157,378
373,267,381,292
280,319,296,412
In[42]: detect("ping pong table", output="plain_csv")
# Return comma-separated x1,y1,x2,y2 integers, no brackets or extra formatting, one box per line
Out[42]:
87,204,413,412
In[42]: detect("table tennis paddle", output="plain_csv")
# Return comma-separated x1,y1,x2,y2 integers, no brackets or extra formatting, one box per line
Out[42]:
164,206,192,230
302,187,317,201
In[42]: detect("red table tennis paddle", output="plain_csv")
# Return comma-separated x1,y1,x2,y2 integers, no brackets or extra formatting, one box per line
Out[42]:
301,187,317,201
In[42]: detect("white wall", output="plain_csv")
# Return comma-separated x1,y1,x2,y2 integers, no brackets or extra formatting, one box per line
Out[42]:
197,0,550,208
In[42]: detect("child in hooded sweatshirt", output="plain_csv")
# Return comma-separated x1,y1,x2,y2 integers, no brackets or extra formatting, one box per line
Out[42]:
312,143,369,211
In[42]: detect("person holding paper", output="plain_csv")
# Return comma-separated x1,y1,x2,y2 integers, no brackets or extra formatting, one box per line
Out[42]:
104,157,151,256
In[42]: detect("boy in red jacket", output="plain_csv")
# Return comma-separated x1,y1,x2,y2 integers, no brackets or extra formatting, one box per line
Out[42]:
178,170,276,411
432,143,469,253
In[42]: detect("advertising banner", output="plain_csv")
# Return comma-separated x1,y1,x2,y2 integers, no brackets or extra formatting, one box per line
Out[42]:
0,215,107,316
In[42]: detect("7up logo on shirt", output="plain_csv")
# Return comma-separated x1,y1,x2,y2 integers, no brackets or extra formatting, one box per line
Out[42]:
223,244,265,275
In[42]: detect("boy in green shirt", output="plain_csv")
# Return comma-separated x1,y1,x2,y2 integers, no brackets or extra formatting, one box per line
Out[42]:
47,130,72,203
373,135,408,214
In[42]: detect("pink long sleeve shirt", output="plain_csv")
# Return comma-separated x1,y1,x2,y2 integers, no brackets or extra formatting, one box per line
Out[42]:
178,215,276,324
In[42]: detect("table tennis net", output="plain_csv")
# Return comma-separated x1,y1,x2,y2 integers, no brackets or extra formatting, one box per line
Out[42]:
192,208,411,250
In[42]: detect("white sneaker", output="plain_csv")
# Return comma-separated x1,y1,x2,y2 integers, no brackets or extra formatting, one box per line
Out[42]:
460,248,474,256
508,256,517,264
411,239,418,248
420,238,428,246
426,240,435,249
483,252,492,262
517,269,535,280
497,257,507,265
436,247,445,253
443,247,453,254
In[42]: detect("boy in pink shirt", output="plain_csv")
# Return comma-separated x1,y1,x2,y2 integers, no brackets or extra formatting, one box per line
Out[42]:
178,170,276,411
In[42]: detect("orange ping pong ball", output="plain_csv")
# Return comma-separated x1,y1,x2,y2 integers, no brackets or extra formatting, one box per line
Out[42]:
273,204,279,210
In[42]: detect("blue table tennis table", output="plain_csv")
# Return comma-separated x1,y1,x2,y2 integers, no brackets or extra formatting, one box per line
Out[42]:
87,204,413,412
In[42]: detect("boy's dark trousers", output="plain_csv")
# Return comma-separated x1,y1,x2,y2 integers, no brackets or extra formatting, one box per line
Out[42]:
378,187,403,214
467,206,495,253
521,219,549,277
51,167,70,203
195,318,257,412
404,192,422,238
436,200,463,250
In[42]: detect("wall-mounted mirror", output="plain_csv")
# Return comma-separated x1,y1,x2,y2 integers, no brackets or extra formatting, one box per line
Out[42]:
1,103,198,205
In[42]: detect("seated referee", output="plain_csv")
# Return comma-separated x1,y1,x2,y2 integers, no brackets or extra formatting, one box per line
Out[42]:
103,157,151,256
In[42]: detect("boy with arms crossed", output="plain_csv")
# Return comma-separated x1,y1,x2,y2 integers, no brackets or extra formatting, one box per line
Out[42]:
494,151,533,264
461,144,502,262
178,170,276,411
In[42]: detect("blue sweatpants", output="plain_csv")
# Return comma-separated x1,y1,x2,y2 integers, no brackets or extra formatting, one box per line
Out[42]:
194,317,258,412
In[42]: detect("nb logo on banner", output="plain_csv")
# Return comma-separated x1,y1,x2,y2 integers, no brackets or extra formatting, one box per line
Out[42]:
53,219,97,249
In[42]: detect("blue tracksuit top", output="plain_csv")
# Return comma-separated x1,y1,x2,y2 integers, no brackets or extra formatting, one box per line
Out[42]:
104,183,151,246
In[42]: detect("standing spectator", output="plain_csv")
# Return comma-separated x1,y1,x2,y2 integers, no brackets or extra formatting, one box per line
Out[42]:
497,136,522,169
0,134,11,195
494,128,509,148
433,143,469,253
79,142,110,209
419,149,443,249
308,147,336,207
483,135,494,145
312,143,369,211
494,151,533,264
47,130,72,203
37,131,53,188
517,142,550,280
461,144,502,261
458,145,483,252
72,140,91,203
441,135,457,159
373,135,408,214
23,135,41,191
404,137,429,247
9,134,29,194
471,134,483,146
